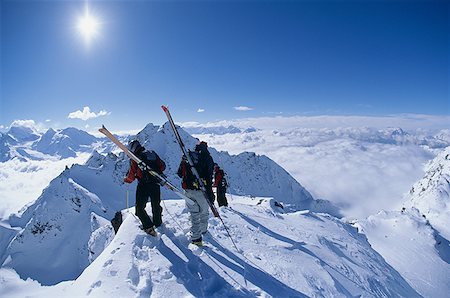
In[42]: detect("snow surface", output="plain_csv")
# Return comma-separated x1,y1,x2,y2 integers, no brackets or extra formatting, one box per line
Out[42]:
404,146,450,240
1,196,420,297
356,208,450,297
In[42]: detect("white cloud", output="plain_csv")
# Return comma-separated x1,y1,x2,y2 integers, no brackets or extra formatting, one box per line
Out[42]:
9,119,46,133
189,114,450,219
0,154,91,219
68,106,110,121
197,108,205,113
196,114,450,132
45,119,51,122
234,106,254,111
10,119,38,129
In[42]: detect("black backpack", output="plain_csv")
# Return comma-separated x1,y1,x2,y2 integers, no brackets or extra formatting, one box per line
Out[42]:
111,211,123,234
190,150,214,180
139,150,163,183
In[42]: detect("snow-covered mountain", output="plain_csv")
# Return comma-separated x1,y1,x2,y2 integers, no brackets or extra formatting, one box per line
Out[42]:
0,123,102,162
1,150,132,284
7,124,40,143
184,122,450,150
2,173,111,285
0,132,15,162
355,208,450,297
183,124,244,135
33,127,99,158
354,146,450,297
1,122,329,286
403,146,450,240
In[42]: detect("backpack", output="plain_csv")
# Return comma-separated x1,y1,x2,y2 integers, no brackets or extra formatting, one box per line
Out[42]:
139,150,164,183
220,170,228,188
190,150,214,180
111,211,123,234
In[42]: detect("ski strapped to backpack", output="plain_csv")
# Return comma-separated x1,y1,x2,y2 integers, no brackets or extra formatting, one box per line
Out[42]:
161,105,220,218
98,125,195,206
161,105,240,252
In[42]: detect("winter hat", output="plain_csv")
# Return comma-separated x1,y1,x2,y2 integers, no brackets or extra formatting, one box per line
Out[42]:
195,141,208,152
129,140,142,153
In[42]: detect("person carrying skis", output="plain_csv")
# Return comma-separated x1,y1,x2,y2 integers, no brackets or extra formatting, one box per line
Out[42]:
213,164,228,207
124,140,166,236
177,141,215,246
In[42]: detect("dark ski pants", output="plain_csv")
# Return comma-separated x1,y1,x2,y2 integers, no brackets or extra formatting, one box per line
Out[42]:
135,182,162,230
216,186,228,207
205,182,215,204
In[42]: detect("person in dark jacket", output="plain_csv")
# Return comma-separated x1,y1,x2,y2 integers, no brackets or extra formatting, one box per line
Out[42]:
124,140,166,236
177,141,215,246
213,164,228,207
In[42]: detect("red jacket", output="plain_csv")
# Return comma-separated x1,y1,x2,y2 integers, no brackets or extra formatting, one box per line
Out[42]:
213,169,224,187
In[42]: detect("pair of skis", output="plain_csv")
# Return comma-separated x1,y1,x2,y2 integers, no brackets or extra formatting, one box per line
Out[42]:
161,105,220,218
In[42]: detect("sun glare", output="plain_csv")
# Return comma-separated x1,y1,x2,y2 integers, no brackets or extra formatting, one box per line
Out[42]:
77,6,100,46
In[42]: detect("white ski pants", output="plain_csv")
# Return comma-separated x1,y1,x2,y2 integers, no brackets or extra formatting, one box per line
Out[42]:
185,189,209,240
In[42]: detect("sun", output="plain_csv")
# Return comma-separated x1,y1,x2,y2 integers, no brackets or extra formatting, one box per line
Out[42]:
77,5,100,46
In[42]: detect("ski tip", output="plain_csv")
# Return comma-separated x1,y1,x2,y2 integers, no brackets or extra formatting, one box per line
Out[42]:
161,105,168,112
98,125,106,132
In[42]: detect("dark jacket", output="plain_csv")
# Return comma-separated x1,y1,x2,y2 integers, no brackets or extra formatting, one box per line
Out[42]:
177,150,214,190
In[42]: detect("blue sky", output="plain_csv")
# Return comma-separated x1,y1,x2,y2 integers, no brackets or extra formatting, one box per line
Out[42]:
1,0,448,132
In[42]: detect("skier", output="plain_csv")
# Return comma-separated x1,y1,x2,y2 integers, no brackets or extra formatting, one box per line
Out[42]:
124,140,166,237
177,141,215,246
213,164,228,207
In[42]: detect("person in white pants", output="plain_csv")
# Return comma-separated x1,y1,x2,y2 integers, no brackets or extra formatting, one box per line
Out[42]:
177,145,214,246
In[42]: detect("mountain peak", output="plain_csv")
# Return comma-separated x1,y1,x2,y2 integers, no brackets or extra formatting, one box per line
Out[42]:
405,146,450,239
7,124,40,143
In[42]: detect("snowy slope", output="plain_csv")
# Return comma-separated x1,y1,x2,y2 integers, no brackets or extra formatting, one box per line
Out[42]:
2,172,113,285
355,208,450,297
62,197,420,296
403,146,450,239
1,196,420,297
352,146,450,297
1,150,134,285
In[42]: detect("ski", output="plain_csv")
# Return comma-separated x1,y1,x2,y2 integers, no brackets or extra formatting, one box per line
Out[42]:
161,105,220,218
98,125,196,206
